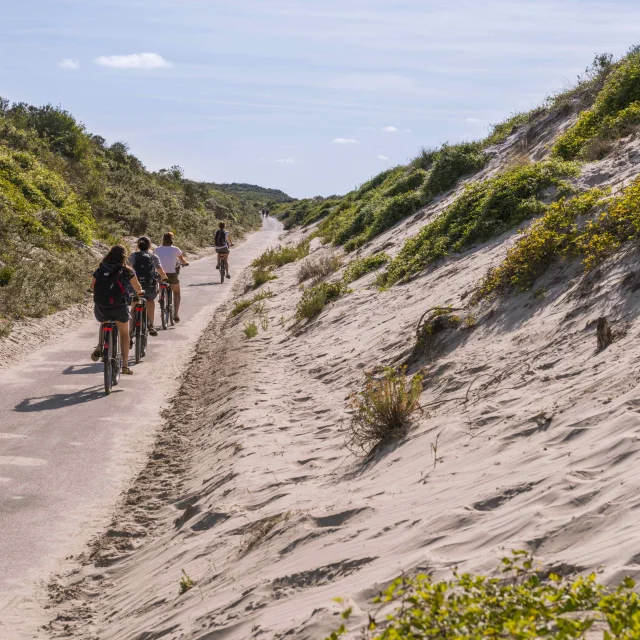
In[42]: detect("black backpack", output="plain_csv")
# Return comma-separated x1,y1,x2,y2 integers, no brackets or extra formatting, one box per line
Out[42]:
214,229,227,247
94,265,127,308
133,251,156,286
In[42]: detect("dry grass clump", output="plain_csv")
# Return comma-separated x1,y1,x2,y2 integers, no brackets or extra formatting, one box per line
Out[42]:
0,318,12,338
241,512,291,554
253,268,277,288
230,289,274,317
345,367,423,456
297,254,343,283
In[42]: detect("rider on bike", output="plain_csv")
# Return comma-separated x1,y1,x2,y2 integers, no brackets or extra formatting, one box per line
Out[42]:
128,236,167,336
215,222,233,278
90,244,144,375
154,232,189,322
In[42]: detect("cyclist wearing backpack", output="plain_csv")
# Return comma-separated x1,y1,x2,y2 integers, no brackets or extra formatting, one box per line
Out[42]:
154,232,189,322
90,244,144,374
129,236,167,336
215,222,234,278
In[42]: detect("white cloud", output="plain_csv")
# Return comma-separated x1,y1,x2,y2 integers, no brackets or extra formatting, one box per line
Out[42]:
466,117,481,124
58,58,80,70
332,138,359,144
276,157,296,164
94,53,170,69
381,126,397,132
378,154,389,160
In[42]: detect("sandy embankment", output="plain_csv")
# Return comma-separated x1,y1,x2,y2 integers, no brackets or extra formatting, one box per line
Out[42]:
47,117,640,639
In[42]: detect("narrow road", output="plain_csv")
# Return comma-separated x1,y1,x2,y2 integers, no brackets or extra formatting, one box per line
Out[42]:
0,218,282,638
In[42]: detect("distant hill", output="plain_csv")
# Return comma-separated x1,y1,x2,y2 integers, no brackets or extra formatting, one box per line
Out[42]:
216,183,295,204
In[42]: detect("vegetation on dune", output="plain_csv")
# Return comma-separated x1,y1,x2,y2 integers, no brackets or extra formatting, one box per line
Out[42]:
345,367,423,456
328,551,640,639
215,182,293,204
379,159,579,287
554,50,640,160
297,253,342,283
295,281,349,320
0,98,262,323
342,253,389,284
271,196,342,230
476,174,640,300
229,289,273,317
251,238,311,270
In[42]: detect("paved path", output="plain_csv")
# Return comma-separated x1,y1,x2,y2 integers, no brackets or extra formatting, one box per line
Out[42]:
0,218,282,638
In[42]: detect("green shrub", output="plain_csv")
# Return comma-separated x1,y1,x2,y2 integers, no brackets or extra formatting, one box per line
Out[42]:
243,321,258,338
252,239,311,270
554,51,640,159
229,289,273,317
483,109,544,147
381,159,579,287
253,268,277,288
383,168,426,198
296,281,348,320
342,253,389,284
474,189,606,300
421,142,487,196
297,254,342,283
345,367,423,456
327,551,640,639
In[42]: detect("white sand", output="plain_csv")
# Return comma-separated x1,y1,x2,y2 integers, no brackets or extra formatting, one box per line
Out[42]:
45,113,640,639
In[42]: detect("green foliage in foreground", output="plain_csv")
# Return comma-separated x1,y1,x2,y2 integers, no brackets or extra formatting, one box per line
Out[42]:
554,50,640,160
476,173,640,300
379,160,579,287
296,281,350,320
342,253,390,284
328,551,640,639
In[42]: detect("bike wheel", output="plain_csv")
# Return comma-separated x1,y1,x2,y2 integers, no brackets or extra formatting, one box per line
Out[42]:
103,329,113,395
220,259,225,284
112,330,121,386
168,289,175,326
135,317,142,364
141,309,148,358
160,293,167,330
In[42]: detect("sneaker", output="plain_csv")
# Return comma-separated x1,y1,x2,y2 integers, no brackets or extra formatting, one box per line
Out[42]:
226,273,231,279
91,348,101,362
149,326,158,336
174,315,181,323
216,265,220,270
121,366,133,375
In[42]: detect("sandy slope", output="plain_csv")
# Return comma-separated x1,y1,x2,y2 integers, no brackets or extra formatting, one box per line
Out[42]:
46,120,640,639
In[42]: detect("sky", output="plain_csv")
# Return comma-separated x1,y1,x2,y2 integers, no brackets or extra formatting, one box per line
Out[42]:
3,1,640,198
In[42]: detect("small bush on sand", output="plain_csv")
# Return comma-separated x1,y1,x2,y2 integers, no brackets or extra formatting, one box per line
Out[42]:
297,254,343,283
252,239,311,270
178,569,195,595
296,281,348,320
243,321,258,338
345,367,423,456
342,253,389,284
326,550,640,639
0,318,12,338
229,289,273,317
253,268,277,288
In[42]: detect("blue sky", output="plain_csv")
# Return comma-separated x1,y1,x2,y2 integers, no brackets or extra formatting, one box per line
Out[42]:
3,1,640,198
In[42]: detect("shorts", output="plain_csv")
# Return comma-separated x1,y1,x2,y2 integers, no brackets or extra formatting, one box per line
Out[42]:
166,273,179,285
138,284,159,301
94,304,130,324
215,247,230,255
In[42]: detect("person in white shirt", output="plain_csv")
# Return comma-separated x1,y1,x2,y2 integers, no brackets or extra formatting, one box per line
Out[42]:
154,232,189,322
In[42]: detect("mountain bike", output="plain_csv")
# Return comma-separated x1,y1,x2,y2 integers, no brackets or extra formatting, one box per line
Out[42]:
159,280,174,330
132,295,148,364
101,321,122,395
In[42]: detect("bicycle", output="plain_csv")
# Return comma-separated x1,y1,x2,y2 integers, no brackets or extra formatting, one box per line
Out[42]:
219,253,228,283
159,280,174,330
101,321,122,395
132,295,148,364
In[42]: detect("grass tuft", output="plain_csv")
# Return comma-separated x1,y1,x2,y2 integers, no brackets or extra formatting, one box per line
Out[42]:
178,569,195,595
243,321,258,338
345,367,423,456
295,281,349,320
342,253,389,284
297,254,343,283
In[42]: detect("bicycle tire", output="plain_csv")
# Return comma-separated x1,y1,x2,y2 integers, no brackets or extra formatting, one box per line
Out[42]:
160,290,167,330
103,328,113,395
113,329,121,386
141,307,148,358
168,288,175,326
135,317,142,364
220,259,225,284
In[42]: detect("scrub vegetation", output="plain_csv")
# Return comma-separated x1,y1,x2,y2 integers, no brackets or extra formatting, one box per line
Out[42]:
0,97,262,323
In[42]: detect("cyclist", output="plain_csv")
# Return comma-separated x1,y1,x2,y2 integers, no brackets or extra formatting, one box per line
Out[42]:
215,221,234,278
128,236,167,336
90,244,144,375
154,232,189,322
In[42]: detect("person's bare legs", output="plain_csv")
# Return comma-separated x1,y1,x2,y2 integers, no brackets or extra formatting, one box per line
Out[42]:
171,284,181,318
116,320,131,366
146,298,155,326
